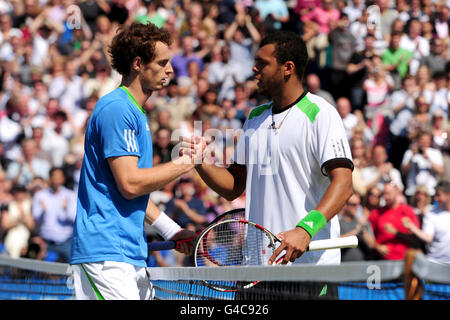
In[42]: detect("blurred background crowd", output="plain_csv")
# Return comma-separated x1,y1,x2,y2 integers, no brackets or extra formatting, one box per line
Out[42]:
0,0,448,267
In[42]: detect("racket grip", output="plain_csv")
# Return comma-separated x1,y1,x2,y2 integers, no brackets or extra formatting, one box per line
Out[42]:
308,235,358,251
148,241,176,251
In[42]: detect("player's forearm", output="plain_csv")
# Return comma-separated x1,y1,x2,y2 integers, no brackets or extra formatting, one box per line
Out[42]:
315,167,354,222
145,198,183,242
195,163,245,201
129,160,194,198
145,198,163,224
110,156,194,200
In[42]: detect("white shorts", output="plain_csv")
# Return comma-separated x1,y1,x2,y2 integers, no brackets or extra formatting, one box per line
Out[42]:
72,261,153,300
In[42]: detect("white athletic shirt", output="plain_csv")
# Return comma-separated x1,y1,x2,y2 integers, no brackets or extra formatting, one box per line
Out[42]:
422,207,450,264
232,92,353,265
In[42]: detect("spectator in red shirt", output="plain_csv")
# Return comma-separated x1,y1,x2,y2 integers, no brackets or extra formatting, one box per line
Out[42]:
369,181,420,260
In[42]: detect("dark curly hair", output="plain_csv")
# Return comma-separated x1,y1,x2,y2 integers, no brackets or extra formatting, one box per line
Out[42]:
108,22,172,77
259,31,308,81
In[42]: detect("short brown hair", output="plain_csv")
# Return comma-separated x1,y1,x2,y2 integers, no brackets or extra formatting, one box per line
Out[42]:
436,181,450,193
109,22,172,76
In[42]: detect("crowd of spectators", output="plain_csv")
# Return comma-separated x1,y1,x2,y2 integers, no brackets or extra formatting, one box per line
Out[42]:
0,0,448,267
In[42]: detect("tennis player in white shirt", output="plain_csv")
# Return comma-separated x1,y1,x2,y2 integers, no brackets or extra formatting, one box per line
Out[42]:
183,31,354,268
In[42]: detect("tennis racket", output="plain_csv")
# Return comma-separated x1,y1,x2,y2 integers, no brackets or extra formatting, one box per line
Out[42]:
193,218,357,292
148,208,245,251
148,208,357,261
148,208,358,292
193,218,358,267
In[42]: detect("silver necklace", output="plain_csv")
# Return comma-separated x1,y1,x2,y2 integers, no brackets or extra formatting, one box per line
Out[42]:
271,106,293,131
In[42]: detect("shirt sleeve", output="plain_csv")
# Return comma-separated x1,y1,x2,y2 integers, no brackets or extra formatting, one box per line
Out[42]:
96,101,142,159
313,105,354,176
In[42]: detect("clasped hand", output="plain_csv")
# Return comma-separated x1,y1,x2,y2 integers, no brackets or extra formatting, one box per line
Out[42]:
177,136,210,165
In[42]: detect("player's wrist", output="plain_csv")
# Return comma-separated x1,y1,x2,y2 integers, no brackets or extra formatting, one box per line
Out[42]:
296,210,327,239
152,211,181,240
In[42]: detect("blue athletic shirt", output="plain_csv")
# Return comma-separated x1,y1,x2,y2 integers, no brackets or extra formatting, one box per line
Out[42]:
70,87,153,268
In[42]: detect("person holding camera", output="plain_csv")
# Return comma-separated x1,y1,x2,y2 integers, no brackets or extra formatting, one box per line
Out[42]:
346,33,378,111
401,130,444,201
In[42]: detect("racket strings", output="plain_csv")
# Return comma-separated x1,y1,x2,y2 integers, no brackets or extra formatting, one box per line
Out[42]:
197,221,274,267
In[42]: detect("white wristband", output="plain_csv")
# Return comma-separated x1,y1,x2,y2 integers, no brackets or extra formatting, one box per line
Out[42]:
152,211,181,240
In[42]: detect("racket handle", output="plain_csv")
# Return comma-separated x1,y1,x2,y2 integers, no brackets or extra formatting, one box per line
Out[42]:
148,241,176,251
308,235,358,251
148,238,195,251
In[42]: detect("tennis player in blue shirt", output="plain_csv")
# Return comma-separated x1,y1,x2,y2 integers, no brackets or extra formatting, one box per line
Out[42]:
70,22,198,300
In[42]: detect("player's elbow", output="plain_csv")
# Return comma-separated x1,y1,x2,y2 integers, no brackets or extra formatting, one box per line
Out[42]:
344,178,354,201
216,187,242,201
118,182,141,200
347,174,355,191
222,192,240,202
120,189,138,200
222,183,246,201
122,192,138,200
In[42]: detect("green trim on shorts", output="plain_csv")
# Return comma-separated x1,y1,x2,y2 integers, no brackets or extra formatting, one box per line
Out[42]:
81,264,105,300
318,284,328,297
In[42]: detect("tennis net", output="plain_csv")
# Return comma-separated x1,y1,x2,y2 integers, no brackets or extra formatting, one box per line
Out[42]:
0,250,448,300
147,251,450,300
0,255,74,300
148,260,405,300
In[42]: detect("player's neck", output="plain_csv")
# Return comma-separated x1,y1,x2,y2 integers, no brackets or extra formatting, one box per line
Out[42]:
121,77,152,107
272,83,306,113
